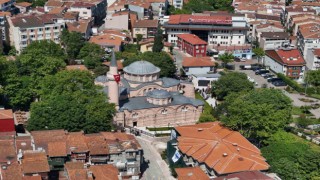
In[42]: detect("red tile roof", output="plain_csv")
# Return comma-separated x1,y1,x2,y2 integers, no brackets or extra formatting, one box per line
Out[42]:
182,57,215,67
66,65,88,71
15,2,32,7
21,152,50,174
48,141,67,157
0,135,16,163
1,162,23,180
175,122,269,175
0,109,13,120
89,164,119,180
103,60,124,70
177,34,207,45
265,49,306,66
175,167,209,180
133,20,158,28
313,48,320,56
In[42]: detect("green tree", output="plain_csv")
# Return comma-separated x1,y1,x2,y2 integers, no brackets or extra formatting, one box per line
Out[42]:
136,34,143,45
220,89,292,143
28,70,116,133
218,52,234,68
253,48,265,64
123,51,176,77
152,27,164,52
61,30,85,59
8,46,17,56
78,43,104,69
211,72,254,100
306,69,320,87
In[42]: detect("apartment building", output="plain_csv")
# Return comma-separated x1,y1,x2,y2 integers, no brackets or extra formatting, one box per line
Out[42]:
297,23,320,58
306,48,320,70
264,49,306,80
260,32,290,50
177,34,207,57
0,12,10,49
164,13,248,46
132,19,158,39
9,14,65,54
171,0,183,9
282,6,316,27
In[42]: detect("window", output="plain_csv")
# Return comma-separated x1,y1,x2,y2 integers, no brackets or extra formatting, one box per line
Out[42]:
239,30,242,33
239,36,241,38
45,27,50,31
38,28,42,31
132,112,138,118
182,106,188,112
30,35,35,38
196,45,199,49
54,26,58,30
184,67,189,72
83,12,87,14
21,35,27,39
136,28,140,31
161,109,167,114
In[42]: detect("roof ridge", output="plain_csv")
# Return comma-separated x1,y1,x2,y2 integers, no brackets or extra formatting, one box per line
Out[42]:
219,153,237,173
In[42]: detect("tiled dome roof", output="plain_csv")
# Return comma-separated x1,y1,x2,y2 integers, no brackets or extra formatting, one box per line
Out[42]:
147,89,171,99
123,61,160,75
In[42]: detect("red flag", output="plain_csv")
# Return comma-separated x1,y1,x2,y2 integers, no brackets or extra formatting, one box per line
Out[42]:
114,74,120,83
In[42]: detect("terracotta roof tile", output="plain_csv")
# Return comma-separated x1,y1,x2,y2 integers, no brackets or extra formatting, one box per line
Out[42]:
22,176,42,180
215,171,273,180
0,109,13,120
265,49,306,66
15,2,32,7
0,135,16,163
182,57,215,67
22,152,50,174
85,134,109,155
65,162,90,180
175,122,269,175
31,129,66,153
313,48,320,56
66,65,88,71
177,34,207,45
133,20,158,28
90,164,119,180
168,14,232,25
89,34,124,47
176,167,209,180
48,141,67,157
66,132,89,153
298,23,320,38
16,136,33,152
1,162,23,180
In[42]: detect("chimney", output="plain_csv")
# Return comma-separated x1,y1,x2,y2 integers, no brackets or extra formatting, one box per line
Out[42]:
198,128,203,132
223,153,228,157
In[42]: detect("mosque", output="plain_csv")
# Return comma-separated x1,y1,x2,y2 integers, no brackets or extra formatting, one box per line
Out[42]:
95,52,204,128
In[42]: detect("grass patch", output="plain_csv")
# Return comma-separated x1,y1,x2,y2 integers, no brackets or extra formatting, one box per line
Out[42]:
146,127,173,131
308,94,320,100
292,106,304,115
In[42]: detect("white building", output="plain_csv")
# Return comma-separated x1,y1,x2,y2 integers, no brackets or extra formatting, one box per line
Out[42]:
191,73,221,92
306,48,320,70
0,0,15,12
297,23,320,58
259,32,290,50
8,14,65,54
164,13,248,46
171,0,183,9
182,57,215,76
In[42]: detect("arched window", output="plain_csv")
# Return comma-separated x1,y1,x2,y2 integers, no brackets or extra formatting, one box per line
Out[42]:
161,109,167,115
132,112,138,118
182,106,188,112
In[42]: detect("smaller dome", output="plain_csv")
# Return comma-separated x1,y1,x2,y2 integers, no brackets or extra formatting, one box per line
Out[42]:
123,61,160,75
147,89,172,99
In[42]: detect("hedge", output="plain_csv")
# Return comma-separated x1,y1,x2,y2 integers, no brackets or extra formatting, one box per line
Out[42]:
276,73,304,92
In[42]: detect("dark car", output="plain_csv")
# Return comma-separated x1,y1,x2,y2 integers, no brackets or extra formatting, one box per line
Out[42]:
267,77,282,82
264,74,274,79
255,70,270,75
272,80,287,86
234,57,241,62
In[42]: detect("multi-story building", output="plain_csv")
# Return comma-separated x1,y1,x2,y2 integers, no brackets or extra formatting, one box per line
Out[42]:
15,2,32,13
282,6,316,27
167,122,269,178
0,109,14,132
164,13,248,46
171,0,183,9
259,32,290,50
297,23,320,58
182,56,215,75
177,34,207,57
9,14,65,54
132,19,158,39
0,0,15,12
306,48,320,70
264,49,306,80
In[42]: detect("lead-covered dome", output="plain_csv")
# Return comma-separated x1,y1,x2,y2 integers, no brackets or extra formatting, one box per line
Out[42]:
123,61,160,75
147,89,172,99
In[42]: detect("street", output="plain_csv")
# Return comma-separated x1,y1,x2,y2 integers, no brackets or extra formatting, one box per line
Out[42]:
136,136,175,180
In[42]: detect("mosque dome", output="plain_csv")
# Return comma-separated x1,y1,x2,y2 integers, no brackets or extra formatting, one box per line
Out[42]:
123,61,160,75
147,89,172,99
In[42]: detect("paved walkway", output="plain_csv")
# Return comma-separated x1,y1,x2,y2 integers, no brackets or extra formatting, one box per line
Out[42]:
137,136,175,180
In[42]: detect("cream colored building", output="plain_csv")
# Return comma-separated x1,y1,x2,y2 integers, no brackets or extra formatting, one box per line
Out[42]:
95,52,204,128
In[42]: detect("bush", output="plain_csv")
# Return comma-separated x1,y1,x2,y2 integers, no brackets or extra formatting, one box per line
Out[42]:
277,73,304,92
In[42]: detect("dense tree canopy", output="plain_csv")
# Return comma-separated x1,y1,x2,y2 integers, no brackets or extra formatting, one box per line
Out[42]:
306,70,320,87
61,30,85,59
262,131,320,179
211,72,254,100
169,0,234,14
219,89,292,143
152,27,164,52
28,70,116,133
123,51,176,77
78,42,105,69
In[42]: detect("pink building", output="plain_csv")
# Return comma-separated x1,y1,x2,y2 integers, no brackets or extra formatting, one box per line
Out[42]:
177,34,207,57
96,52,204,128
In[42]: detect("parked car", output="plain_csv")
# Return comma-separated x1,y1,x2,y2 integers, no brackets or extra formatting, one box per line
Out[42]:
272,80,287,86
240,65,251,70
264,74,275,79
267,77,282,82
234,57,241,62
255,70,270,75
261,73,270,77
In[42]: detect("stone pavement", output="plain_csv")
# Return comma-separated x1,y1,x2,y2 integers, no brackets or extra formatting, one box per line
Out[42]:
136,136,175,180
